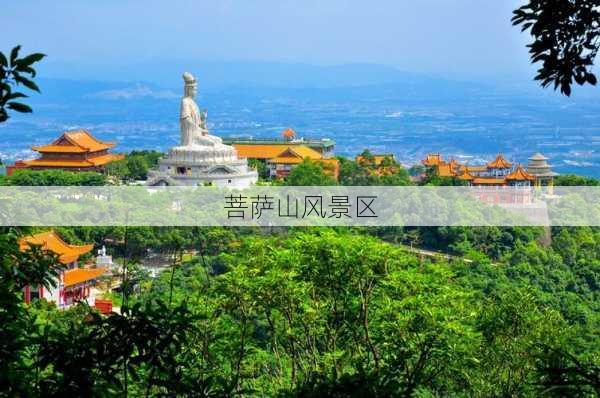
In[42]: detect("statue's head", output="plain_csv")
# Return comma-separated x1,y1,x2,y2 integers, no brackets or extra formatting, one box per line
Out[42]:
183,72,197,98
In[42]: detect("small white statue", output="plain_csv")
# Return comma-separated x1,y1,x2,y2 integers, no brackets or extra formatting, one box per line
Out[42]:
180,72,224,147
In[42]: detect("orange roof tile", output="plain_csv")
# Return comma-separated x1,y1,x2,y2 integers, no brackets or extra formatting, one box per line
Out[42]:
234,144,295,159
487,154,512,169
269,156,304,164
87,153,125,166
22,153,123,168
19,231,93,265
437,163,457,177
267,146,323,164
505,165,534,181
63,267,106,287
422,153,443,167
457,170,474,180
31,145,88,153
472,178,507,185
32,129,115,154
465,165,488,173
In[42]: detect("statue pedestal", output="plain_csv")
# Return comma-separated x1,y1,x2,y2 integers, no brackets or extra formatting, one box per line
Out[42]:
147,143,258,187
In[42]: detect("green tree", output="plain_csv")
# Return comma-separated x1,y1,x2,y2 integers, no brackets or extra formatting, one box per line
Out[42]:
513,0,600,95
285,159,336,186
2,169,106,186
0,46,45,122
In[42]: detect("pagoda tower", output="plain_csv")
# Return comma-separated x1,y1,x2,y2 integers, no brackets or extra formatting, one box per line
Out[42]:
526,153,558,194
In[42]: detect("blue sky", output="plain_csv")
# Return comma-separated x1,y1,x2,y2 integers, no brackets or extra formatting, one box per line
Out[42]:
5,0,533,83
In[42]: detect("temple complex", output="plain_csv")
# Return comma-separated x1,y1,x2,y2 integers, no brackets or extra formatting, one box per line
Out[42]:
223,128,335,157
19,231,106,309
422,153,539,187
7,129,124,175
227,127,339,180
147,72,258,187
421,153,554,204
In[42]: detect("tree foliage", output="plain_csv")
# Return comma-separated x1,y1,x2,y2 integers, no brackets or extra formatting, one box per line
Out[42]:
0,169,107,186
513,0,600,96
284,159,336,186
0,46,45,122
1,227,599,396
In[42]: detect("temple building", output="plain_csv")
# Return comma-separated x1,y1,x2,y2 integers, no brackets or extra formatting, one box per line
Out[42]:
229,128,339,180
224,128,336,158
7,129,124,175
19,231,106,309
265,145,339,179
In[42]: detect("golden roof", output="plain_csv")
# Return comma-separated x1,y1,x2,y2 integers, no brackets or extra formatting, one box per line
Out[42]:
505,165,534,181
422,153,443,167
23,153,124,168
63,267,106,287
32,129,115,154
465,165,488,173
233,144,295,159
457,170,474,180
437,162,457,177
267,146,323,164
19,231,93,264
472,178,507,185
487,154,512,169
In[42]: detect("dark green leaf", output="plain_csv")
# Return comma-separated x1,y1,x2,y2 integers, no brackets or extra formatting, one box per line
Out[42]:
9,45,21,66
0,52,7,67
15,53,45,67
586,74,597,85
7,92,27,100
14,65,37,77
7,102,32,113
14,75,40,92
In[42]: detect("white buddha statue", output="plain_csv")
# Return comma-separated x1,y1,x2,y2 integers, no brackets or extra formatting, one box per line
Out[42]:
180,72,226,148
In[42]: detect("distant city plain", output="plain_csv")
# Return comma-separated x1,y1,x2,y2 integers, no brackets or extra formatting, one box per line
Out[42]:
1,74,599,178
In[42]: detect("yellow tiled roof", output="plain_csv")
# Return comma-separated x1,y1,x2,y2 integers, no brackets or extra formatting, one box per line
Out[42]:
287,145,322,159
437,163,457,177
457,171,474,180
19,231,93,265
63,267,106,287
472,178,507,185
269,156,304,164
23,153,124,168
422,154,442,167
267,146,323,164
505,165,534,181
487,154,512,169
233,144,294,159
32,129,114,154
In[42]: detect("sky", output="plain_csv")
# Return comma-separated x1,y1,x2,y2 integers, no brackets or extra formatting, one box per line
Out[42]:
4,0,534,84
